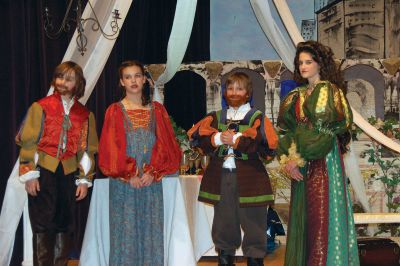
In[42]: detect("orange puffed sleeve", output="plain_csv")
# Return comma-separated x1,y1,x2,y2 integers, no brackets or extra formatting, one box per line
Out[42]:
98,103,136,181
145,102,182,181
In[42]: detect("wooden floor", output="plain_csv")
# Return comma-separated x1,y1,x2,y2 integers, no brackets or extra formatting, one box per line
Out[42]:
68,245,285,266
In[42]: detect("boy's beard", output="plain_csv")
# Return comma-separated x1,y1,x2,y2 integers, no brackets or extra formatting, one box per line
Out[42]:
225,95,248,107
55,87,74,97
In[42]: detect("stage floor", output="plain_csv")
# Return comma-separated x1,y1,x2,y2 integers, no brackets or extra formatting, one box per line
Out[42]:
198,245,285,266
67,245,285,266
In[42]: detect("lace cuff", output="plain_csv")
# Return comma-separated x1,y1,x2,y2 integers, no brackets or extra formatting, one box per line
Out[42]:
19,170,40,183
75,178,93,188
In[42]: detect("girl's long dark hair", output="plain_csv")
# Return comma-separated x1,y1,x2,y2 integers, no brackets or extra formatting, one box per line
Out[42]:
118,60,152,106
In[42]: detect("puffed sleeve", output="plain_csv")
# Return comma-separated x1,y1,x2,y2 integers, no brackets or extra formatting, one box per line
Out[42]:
187,113,219,154
16,102,44,175
277,89,300,159
77,112,99,181
232,113,278,160
290,82,352,161
98,103,136,181
143,102,181,181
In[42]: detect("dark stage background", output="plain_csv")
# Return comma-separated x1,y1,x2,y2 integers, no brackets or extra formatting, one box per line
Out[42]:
0,1,209,264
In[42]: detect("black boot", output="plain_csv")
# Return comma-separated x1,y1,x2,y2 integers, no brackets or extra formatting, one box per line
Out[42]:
32,232,55,266
247,257,264,266
54,232,71,266
218,250,235,266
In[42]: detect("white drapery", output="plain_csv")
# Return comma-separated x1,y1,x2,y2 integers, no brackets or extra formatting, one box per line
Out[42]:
152,0,198,103
270,0,303,45
249,0,295,71
155,0,197,87
0,1,133,265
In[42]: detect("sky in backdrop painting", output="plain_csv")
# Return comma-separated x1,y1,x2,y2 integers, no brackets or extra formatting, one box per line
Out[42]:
210,0,315,60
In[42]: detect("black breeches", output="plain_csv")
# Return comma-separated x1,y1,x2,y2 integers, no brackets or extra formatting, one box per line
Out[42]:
28,164,76,233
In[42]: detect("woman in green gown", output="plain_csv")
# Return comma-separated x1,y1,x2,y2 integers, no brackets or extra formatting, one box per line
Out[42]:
277,41,360,266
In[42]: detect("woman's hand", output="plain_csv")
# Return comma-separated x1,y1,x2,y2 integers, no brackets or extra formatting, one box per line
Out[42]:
129,176,142,189
76,184,88,201
140,172,154,187
284,160,303,181
25,179,40,196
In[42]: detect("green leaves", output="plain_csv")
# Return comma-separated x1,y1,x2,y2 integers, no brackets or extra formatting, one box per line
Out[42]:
169,116,190,151
363,144,400,236
356,116,400,214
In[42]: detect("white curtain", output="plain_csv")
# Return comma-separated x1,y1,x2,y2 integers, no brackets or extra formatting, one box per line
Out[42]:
270,0,303,45
0,1,133,265
249,0,295,71
153,0,198,102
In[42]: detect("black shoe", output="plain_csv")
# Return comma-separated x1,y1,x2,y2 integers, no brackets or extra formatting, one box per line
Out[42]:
247,257,264,266
218,250,235,266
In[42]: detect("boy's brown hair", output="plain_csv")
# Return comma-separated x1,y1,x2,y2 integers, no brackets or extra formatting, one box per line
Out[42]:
225,72,253,97
51,61,86,99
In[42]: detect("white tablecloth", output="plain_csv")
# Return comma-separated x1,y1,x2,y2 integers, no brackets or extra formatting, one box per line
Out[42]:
79,176,214,266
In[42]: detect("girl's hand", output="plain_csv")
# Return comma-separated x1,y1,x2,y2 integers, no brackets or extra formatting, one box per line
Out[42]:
140,172,154,187
76,184,88,201
25,179,40,196
129,176,142,189
284,160,303,181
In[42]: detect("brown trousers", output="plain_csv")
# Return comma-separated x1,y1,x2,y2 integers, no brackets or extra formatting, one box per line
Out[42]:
211,169,268,258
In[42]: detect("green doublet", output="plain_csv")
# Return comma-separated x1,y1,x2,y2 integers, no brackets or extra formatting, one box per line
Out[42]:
215,109,262,160
197,108,274,207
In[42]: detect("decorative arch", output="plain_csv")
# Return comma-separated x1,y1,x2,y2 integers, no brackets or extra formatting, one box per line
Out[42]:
346,79,376,119
279,69,294,82
343,64,385,118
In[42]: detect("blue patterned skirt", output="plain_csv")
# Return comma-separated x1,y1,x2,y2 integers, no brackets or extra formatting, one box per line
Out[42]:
109,178,164,266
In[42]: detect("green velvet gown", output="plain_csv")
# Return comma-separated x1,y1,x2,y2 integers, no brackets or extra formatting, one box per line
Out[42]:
277,81,360,266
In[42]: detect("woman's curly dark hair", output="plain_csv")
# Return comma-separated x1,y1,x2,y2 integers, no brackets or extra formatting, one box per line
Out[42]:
294,41,350,154
118,60,153,106
293,40,345,92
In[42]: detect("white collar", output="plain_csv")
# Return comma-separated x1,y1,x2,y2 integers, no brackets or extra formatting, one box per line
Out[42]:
226,103,251,120
227,103,251,113
61,97,75,115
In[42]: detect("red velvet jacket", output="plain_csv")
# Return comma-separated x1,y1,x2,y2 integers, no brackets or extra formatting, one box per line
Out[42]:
37,93,90,160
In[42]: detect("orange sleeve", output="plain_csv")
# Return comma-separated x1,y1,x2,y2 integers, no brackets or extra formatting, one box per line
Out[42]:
145,102,182,181
187,115,218,140
264,115,278,150
98,103,136,181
